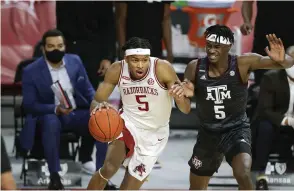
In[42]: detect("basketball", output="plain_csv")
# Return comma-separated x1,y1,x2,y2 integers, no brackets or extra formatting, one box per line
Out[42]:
89,108,124,142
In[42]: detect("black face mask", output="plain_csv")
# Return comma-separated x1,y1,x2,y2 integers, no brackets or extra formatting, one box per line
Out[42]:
45,49,65,64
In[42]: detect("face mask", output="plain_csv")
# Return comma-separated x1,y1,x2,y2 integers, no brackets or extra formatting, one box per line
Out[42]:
286,66,294,78
45,49,65,63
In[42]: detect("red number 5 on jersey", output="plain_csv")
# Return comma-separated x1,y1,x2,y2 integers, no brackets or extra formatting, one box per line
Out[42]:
135,95,149,111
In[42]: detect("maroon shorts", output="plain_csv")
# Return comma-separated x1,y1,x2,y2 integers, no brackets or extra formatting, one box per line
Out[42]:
118,124,135,158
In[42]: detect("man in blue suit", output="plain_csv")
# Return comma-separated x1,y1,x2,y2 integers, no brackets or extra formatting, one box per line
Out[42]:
21,29,108,189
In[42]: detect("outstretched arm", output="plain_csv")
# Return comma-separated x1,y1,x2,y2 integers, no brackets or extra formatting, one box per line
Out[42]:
90,62,121,112
239,34,294,71
156,60,191,114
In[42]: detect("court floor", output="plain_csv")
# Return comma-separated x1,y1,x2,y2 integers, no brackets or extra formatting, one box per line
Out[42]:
2,128,292,190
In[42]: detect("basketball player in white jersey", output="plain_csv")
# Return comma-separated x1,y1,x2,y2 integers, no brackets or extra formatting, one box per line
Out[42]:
87,37,191,190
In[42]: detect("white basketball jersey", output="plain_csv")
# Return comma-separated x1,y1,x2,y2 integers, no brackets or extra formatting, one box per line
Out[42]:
118,57,173,130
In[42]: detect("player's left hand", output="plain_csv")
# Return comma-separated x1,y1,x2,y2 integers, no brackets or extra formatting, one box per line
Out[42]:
265,34,285,63
169,82,185,100
181,79,194,98
98,59,111,76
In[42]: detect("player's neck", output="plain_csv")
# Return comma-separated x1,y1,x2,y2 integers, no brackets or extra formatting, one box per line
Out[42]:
211,55,229,70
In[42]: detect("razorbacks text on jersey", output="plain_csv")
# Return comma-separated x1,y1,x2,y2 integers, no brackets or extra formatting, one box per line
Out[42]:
195,55,249,132
118,57,173,130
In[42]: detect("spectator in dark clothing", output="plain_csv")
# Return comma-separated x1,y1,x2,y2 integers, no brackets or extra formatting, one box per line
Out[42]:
252,69,294,169
1,136,17,190
56,1,116,89
21,29,99,189
115,1,173,62
251,48,294,189
241,1,294,85
56,2,117,189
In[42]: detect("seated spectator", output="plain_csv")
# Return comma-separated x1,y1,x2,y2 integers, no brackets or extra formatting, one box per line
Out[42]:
1,136,17,190
251,48,294,188
20,29,96,189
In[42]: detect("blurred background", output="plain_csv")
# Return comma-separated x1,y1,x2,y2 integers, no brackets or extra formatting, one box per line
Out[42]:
1,0,294,190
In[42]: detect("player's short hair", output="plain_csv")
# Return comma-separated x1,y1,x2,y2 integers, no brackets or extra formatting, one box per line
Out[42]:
204,24,234,45
41,29,65,46
122,37,152,52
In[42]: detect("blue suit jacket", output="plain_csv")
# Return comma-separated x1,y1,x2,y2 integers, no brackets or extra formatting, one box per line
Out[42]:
20,54,95,150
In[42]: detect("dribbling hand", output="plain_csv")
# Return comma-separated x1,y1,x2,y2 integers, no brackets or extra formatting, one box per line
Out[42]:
91,101,116,116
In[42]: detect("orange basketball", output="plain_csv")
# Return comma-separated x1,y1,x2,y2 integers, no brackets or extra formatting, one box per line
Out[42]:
89,108,124,143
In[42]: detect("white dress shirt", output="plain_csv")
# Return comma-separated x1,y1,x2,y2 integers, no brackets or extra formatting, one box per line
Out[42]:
47,60,77,110
281,77,294,125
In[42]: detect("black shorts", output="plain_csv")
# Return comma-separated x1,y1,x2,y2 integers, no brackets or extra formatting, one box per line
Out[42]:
188,125,252,176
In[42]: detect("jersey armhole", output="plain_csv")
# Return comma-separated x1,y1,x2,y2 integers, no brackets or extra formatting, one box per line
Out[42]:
235,56,248,86
117,60,124,87
154,58,168,90
194,59,201,85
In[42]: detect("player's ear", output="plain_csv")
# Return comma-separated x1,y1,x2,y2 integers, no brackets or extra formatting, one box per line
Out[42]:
225,44,232,52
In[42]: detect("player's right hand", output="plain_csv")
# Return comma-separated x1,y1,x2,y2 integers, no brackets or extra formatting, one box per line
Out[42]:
91,101,116,115
240,22,253,35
